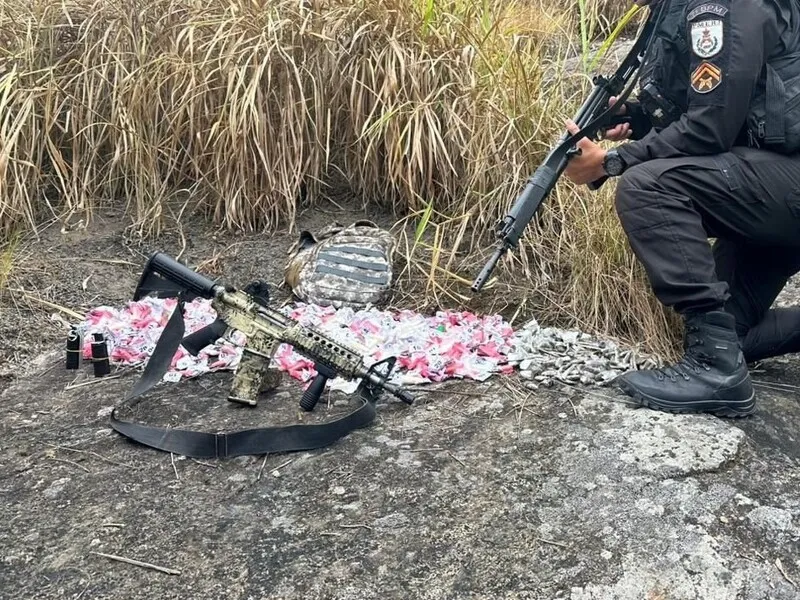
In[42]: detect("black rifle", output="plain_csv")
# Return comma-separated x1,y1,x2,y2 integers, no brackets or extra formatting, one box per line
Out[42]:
471,3,666,293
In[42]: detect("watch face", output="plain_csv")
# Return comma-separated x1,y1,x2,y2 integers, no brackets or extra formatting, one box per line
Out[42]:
605,153,624,175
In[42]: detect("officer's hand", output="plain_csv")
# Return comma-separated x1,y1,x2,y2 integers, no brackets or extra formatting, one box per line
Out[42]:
563,119,607,186
602,96,633,141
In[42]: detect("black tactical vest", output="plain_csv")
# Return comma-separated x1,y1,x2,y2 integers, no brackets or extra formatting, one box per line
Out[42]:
637,0,692,126
638,0,800,154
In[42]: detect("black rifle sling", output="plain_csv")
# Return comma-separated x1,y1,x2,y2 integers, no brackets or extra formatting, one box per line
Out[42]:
109,401,377,459
109,299,378,458
126,295,187,400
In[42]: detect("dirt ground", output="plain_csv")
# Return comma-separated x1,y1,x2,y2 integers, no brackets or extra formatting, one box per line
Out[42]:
0,196,407,378
1,201,799,599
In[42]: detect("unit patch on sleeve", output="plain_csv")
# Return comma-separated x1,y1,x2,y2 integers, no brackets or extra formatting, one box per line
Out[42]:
687,3,729,21
691,19,723,58
691,61,722,93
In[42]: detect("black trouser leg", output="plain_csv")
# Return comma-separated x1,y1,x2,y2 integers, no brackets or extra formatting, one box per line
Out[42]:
742,309,800,362
713,239,800,362
614,148,800,316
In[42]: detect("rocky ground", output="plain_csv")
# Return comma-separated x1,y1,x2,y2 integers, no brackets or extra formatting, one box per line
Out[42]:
1,201,798,599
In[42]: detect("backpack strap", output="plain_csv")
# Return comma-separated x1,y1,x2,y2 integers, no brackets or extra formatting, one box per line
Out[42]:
317,251,390,271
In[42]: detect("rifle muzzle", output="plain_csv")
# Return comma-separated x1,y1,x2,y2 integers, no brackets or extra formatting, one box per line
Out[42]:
471,245,507,292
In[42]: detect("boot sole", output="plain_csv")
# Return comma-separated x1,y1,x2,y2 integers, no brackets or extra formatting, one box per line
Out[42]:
617,379,755,418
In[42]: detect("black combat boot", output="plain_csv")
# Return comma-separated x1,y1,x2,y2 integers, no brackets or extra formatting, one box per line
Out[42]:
617,310,755,417
741,307,800,364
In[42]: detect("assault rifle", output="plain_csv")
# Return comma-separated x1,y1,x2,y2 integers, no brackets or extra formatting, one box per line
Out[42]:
108,252,414,459
471,2,666,293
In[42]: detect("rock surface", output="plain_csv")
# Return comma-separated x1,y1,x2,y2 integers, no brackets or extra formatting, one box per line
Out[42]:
1,350,798,599
2,197,799,599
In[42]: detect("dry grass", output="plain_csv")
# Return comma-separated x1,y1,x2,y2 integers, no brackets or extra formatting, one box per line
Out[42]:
0,0,681,357
0,232,21,292
583,0,638,31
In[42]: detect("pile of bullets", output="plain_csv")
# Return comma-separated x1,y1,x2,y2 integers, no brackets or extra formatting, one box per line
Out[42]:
507,321,660,389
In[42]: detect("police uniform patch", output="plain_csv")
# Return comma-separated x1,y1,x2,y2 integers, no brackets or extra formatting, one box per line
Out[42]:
687,3,729,21
691,19,723,58
691,61,722,93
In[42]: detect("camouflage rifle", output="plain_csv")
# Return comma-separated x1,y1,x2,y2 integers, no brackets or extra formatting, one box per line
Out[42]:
108,252,414,459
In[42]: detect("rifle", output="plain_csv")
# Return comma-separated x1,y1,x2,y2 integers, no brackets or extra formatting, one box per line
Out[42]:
108,252,414,459
471,2,666,293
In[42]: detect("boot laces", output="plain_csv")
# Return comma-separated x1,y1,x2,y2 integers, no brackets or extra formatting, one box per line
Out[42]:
656,325,713,382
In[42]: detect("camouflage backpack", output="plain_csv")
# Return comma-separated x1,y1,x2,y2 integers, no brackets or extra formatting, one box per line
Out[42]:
284,220,396,308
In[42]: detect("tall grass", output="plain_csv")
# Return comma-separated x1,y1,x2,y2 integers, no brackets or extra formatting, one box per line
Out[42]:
0,0,680,356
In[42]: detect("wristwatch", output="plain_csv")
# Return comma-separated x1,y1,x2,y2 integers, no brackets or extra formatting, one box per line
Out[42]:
602,149,627,177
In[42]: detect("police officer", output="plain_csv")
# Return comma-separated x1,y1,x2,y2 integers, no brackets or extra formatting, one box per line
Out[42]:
563,0,800,417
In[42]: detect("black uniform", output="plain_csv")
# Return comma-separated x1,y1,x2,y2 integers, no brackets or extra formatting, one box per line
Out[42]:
614,0,800,363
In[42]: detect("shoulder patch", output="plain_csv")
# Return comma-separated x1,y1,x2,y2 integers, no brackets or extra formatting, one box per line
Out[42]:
687,3,729,21
691,19,723,58
691,61,722,93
